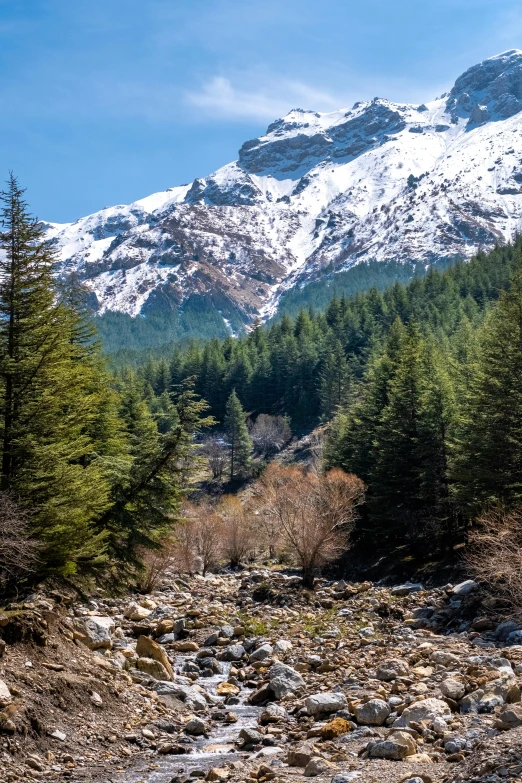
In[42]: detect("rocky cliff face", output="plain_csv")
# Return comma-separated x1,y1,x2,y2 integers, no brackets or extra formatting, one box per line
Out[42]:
46,50,522,335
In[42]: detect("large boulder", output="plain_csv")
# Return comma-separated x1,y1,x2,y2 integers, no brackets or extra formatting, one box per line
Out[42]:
270,662,305,699
136,635,173,679
354,698,390,726
75,616,114,650
305,692,347,716
393,698,451,727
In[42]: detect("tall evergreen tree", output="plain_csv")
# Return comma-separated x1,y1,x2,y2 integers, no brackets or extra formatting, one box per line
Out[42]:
454,261,522,512
224,390,252,480
0,175,114,574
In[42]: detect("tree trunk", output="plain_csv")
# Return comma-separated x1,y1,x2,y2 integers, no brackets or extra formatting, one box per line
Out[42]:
302,567,315,590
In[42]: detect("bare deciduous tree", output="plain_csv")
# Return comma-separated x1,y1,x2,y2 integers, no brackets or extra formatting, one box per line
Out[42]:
200,435,228,480
255,464,365,588
217,495,255,568
0,493,39,588
466,506,522,611
250,415,291,456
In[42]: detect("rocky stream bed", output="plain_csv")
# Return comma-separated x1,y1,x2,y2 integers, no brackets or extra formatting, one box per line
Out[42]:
2,570,522,783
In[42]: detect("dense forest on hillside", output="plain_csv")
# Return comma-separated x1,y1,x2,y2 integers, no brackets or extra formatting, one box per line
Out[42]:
127,238,522,554
3,173,522,588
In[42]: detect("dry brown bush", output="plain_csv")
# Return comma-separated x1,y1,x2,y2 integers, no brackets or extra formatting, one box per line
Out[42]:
466,506,522,610
217,495,256,568
138,535,178,593
0,493,39,589
255,464,365,587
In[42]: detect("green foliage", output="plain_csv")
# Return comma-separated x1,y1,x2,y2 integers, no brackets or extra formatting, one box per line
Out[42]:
224,389,252,480
0,177,208,581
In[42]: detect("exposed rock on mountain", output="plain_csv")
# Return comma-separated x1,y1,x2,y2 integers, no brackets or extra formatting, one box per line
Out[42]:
46,50,522,336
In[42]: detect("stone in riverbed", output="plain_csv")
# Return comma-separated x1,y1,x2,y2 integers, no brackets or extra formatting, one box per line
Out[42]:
136,635,174,679
376,658,409,681
354,698,390,726
270,662,305,699
137,657,171,681
287,743,315,767
273,639,292,655
393,698,451,727
367,739,409,760
124,603,151,621
249,643,273,662
75,616,114,650
154,681,207,712
239,727,263,745
185,717,207,736
304,757,332,776
259,702,288,724
305,692,347,716
440,678,465,701
220,643,245,662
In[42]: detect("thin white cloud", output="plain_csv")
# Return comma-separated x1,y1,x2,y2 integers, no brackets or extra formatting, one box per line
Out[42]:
186,75,345,120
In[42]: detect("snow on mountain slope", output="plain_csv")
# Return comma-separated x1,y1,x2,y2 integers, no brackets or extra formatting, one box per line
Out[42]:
47,49,522,330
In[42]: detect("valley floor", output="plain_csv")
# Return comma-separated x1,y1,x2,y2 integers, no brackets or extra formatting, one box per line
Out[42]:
1,570,522,783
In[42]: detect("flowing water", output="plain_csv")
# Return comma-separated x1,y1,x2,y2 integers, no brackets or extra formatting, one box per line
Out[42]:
125,654,267,782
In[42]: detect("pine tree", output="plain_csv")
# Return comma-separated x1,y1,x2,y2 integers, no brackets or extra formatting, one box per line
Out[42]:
99,378,211,574
0,175,114,574
224,390,252,480
319,338,351,419
454,262,522,512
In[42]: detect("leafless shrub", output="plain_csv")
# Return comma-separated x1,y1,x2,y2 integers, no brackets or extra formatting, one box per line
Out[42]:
0,493,39,588
200,435,228,480
466,506,522,611
255,464,365,588
138,536,178,593
217,495,256,568
182,502,223,575
250,415,291,456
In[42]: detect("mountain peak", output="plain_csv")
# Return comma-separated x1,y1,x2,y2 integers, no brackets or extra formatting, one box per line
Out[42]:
447,49,522,124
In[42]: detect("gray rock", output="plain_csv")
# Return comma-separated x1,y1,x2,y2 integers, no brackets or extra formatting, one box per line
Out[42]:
0,680,12,708
367,739,408,760
154,681,207,712
496,620,520,640
184,717,207,736
204,632,219,647
452,580,478,596
506,630,522,645
273,639,292,655
354,698,390,726
76,616,114,650
305,692,347,716
304,757,331,777
331,775,361,783
376,658,409,681
218,625,235,639
270,662,305,699
440,678,466,701
259,703,288,724
393,698,451,727
391,583,423,596
239,727,263,745
220,643,246,662
249,643,273,662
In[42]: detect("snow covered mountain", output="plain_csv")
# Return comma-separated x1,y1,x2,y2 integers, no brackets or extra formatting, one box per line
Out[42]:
46,50,522,339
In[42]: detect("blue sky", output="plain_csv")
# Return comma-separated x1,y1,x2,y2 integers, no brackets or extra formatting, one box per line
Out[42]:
2,0,522,222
